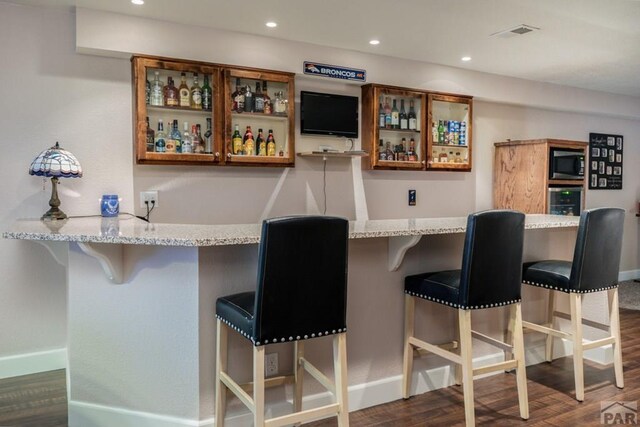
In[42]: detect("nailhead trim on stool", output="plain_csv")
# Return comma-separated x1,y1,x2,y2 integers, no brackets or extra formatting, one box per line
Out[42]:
404,290,521,310
216,315,346,347
523,280,618,294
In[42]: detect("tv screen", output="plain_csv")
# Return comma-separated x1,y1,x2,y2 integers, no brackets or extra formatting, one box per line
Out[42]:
300,91,359,138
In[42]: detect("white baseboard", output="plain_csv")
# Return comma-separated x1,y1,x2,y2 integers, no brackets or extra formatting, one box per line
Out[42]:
0,348,66,380
619,269,640,281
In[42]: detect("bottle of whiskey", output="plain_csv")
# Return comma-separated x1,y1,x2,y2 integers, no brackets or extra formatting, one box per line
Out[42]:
378,139,386,160
399,100,408,130
146,117,155,152
150,71,164,106
254,82,264,113
267,130,276,156
408,100,417,130
232,124,243,155
378,97,385,128
391,99,400,129
262,81,272,114
192,124,204,154
201,75,212,111
165,77,179,107
155,119,166,152
179,73,190,107
243,126,255,155
171,119,182,153
383,97,392,129
190,73,202,110
204,118,213,153
256,128,266,156
385,141,394,160
181,121,193,153
244,85,254,113
232,78,244,112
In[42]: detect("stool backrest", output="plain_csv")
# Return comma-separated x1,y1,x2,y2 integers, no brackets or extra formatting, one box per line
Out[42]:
570,207,625,291
459,210,525,308
254,216,349,343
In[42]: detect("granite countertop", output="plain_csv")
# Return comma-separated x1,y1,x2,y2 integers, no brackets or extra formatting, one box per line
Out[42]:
2,214,580,247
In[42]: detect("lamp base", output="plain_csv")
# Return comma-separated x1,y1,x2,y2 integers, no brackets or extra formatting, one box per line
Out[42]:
41,207,67,221
41,176,67,221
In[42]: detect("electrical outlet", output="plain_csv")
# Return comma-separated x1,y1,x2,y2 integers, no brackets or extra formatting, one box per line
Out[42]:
408,189,416,206
140,191,159,208
265,353,278,377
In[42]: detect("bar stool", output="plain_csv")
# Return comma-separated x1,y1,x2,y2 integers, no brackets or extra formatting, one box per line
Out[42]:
522,207,625,401
403,210,528,427
215,216,350,427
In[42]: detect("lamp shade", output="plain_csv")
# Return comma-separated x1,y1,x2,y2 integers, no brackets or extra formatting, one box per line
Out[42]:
29,141,82,178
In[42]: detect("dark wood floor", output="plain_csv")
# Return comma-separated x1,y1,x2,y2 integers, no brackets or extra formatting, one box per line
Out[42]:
1,309,638,426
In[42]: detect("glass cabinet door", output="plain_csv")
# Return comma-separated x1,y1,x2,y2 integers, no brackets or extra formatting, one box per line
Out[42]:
427,94,473,171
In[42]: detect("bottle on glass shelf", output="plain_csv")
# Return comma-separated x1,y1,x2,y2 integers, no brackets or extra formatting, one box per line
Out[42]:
167,119,182,153
190,73,202,109
244,85,254,113
232,124,243,155
179,73,190,107
256,128,266,156
274,91,287,114
202,75,212,111
437,120,444,143
391,99,400,129
145,77,151,105
155,119,166,153
193,124,204,154
165,77,179,107
378,97,385,128
278,143,284,157
243,126,255,155
262,81,272,114
408,138,417,161
204,118,213,153
431,120,438,144
254,82,264,113
408,100,417,130
266,129,276,156
378,139,386,160
399,100,408,130
383,97,392,129
232,78,244,112
181,122,193,153
146,117,155,152
150,71,164,106
385,141,394,160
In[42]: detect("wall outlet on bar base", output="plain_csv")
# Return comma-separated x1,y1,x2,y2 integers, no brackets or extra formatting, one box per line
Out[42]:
265,353,278,377
140,191,159,208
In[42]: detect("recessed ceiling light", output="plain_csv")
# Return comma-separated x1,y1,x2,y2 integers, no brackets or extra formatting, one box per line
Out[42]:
461,56,472,62
131,0,144,5
266,22,277,28
369,40,380,45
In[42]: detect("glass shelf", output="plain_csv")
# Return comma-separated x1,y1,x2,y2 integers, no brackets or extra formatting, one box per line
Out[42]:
148,105,212,114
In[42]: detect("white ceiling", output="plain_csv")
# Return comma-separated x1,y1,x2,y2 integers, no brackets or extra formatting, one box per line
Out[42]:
8,0,640,96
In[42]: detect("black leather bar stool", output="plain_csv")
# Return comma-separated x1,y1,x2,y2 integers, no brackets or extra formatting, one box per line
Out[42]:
522,207,625,402
403,210,528,427
215,216,350,427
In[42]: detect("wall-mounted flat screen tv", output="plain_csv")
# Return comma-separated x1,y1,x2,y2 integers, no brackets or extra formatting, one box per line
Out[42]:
300,91,359,138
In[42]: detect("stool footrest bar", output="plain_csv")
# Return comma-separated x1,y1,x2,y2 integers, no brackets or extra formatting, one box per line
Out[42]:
553,311,611,331
264,403,340,427
522,320,571,339
473,360,518,377
583,336,616,351
300,357,336,394
409,336,462,364
220,371,255,412
471,330,513,352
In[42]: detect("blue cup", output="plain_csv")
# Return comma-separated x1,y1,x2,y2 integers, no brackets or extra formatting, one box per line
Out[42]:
101,195,119,217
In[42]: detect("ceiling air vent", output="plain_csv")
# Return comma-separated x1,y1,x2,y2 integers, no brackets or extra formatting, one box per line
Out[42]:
491,24,540,39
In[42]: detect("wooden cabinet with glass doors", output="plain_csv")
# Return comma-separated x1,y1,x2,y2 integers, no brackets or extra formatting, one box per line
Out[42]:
426,93,473,171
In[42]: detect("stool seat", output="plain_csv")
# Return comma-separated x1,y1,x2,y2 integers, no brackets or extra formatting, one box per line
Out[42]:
216,291,255,342
523,260,618,294
405,270,461,308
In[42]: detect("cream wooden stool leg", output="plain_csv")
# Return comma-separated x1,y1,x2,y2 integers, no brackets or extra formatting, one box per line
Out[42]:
402,294,415,398
545,290,556,362
294,341,305,414
333,333,349,427
512,303,529,419
215,319,228,427
454,317,462,385
458,309,475,427
608,288,624,389
503,305,515,372
570,293,585,402
253,346,265,426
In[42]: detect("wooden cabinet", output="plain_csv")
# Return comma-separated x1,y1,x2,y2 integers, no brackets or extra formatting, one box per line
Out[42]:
132,55,295,167
361,84,473,171
494,139,587,214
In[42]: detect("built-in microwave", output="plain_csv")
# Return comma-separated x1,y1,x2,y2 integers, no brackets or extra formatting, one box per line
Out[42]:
548,186,584,216
549,148,585,180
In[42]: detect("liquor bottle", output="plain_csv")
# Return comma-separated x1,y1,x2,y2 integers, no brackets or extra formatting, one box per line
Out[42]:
274,91,287,114
391,99,400,129
232,124,243,155
262,81,272,114
145,77,151,105
146,117,155,152
378,139,386,160
383,97,392,129
431,120,438,144
155,119,166,153
243,126,255,155
190,73,202,110
232,78,244,112
378,97,385,128
150,71,164,106
170,119,182,153
267,129,276,156
192,124,204,154
179,73,190,107
244,85,254,113
444,120,450,144
165,77,179,107
408,100,417,130
181,121,193,153
204,118,213,153
401,138,407,158
201,75,212,111
256,128,266,156
437,120,444,143
254,82,264,113
399,100,408,130
385,141,394,160
408,138,417,161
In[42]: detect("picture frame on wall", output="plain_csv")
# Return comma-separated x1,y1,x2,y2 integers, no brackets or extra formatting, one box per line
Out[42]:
589,132,623,190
